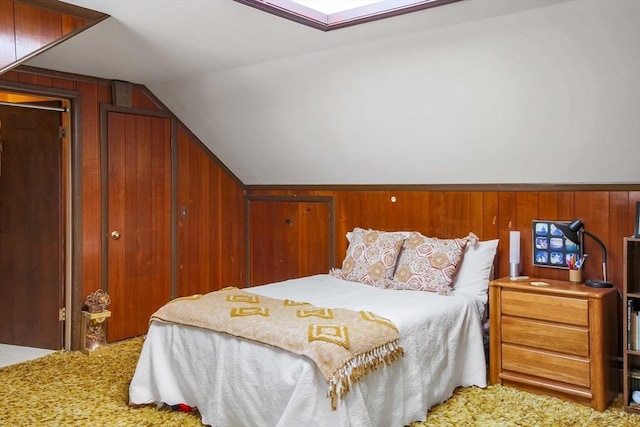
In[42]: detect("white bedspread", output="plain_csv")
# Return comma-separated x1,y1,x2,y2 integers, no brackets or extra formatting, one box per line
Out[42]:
129,274,487,427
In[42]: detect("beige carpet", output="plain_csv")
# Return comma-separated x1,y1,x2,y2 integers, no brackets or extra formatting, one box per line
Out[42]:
1,337,639,426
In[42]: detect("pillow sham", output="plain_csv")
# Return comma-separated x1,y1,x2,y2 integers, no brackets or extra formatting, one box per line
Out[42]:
337,227,406,285
381,232,477,295
452,238,499,302
346,230,413,243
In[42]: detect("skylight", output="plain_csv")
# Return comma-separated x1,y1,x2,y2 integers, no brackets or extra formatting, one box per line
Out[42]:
236,0,462,31
291,0,384,15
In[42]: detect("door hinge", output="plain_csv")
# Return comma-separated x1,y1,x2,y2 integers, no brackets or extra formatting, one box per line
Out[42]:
59,307,66,321
59,126,67,139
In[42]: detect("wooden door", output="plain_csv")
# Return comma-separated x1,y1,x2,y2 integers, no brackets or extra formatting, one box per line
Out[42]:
248,197,333,286
0,104,63,349
105,111,171,341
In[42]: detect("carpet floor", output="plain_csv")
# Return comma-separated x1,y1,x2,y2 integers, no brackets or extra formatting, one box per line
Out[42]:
1,337,639,426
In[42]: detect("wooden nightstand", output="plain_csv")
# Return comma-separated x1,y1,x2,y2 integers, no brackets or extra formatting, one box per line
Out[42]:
489,277,618,411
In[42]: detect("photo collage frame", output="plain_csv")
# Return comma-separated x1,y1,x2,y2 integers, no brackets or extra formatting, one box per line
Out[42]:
532,220,582,269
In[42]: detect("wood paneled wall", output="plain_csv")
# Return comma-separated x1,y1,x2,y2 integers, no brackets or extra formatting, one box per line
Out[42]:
0,0,105,73
0,66,245,348
177,126,245,296
246,188,640,293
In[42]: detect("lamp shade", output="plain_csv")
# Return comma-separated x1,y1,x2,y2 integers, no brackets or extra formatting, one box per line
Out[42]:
555,219,583,245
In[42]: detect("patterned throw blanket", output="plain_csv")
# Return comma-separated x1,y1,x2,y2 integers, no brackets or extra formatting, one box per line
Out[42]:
150,287,404,409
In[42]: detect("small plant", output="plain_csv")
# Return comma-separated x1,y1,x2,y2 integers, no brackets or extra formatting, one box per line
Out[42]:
83,289,111,313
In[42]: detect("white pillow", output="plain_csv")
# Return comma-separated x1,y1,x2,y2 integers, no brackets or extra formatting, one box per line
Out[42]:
452,239,499,302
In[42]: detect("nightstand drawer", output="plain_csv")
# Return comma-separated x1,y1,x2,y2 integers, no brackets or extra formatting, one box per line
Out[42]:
502,316,589,357
501,289,588,326
502,344,590,387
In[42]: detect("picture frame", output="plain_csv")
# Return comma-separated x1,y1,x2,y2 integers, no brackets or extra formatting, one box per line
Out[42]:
532,220,582,269
635,202,640,238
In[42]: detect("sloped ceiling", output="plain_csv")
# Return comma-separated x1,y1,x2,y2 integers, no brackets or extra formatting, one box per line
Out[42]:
31,0,561,85
26,0,640,185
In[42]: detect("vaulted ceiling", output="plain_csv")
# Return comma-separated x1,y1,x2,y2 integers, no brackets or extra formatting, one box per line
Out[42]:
25,0,640,185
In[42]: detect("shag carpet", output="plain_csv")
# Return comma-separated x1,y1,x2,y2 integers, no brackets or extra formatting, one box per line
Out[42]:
1,338,639,426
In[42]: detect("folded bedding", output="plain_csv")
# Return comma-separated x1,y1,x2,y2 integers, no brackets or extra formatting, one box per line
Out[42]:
149,287,404,409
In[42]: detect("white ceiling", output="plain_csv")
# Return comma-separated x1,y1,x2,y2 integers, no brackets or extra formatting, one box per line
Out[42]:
27,0,639,186
31,0,563,85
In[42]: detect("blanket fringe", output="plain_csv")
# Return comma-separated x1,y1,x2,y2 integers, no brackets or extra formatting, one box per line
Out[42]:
327,340,404,410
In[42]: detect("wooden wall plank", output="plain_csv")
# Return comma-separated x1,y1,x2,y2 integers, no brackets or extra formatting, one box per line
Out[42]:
13,2,61,60
497,192,516,278
296,201,332,277
515,192,538,279
448,191,470,238
469,192,484,239
211,164,223,287
17,71,37,85
609,192,629,288
536,192,559,280
0,0,16,68
482,192,500,274
220,169,245,285
177,128,191,296
574,192,610,285
37,74,52,87
0,69,20,81
61,15,85,36
429,191,446,237
76,81,101,295
52,76,75,90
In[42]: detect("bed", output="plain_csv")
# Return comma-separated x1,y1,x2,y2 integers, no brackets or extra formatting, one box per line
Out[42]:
129,229,498,427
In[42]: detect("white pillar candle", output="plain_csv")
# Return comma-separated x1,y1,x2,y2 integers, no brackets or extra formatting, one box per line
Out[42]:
510,231,521,264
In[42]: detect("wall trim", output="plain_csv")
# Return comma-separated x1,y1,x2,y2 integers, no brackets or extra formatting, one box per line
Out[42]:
246,183,640,192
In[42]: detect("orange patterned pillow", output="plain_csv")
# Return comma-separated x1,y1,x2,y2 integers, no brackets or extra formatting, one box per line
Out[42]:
337,228,406,285
380,232,477,295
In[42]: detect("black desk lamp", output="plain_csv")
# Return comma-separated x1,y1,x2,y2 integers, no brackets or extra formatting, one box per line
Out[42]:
555,219,613,288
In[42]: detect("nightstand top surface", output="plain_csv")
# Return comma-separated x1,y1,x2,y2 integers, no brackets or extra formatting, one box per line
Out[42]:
491,276,618,298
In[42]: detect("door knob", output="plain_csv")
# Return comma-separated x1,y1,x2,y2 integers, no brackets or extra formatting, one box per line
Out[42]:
111,230,121,240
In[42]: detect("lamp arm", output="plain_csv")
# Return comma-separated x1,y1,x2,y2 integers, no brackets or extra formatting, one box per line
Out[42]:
583,230,608,282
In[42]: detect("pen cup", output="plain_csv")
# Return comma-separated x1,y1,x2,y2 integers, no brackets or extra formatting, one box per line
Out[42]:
569,269,582,283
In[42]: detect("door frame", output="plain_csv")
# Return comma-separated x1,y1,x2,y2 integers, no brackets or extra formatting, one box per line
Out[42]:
0,81,82,351
244,194,335,287
99,104,178,308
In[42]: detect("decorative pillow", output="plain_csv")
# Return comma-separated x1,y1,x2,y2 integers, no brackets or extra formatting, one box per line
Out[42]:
336,228,406,285
385,232,478,295
346,230,413,243
452,239,499,302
